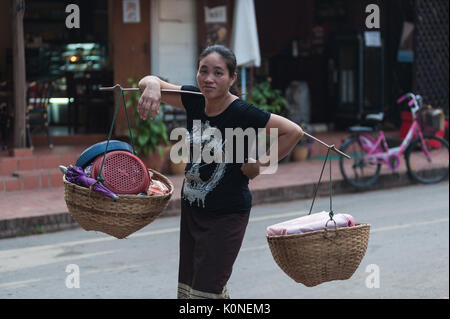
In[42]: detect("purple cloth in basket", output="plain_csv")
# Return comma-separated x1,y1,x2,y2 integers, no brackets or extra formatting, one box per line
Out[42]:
66,165,119,200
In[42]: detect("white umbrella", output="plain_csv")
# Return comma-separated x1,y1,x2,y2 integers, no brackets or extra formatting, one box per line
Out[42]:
231,0,261,100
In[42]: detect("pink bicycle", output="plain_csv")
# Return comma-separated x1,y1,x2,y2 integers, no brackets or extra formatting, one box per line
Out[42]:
339,92,449,188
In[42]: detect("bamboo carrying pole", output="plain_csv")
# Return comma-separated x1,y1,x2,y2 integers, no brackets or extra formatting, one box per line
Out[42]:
302,132,351,159
99,85,351,159
99,84,203,95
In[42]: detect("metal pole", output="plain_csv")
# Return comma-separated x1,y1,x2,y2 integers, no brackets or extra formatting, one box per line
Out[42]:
241,67,246,100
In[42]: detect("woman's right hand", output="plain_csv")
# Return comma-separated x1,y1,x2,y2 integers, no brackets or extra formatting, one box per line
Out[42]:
138,76,161,121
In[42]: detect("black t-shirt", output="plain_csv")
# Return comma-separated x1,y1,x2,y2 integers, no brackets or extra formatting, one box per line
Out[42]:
179,85,271,214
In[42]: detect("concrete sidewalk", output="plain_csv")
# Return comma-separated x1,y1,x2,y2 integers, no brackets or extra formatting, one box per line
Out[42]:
1,155,441,239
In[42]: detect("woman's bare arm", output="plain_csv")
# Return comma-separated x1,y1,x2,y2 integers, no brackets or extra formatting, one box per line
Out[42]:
137,75,184,120
241,113,303,179
262,114,304,164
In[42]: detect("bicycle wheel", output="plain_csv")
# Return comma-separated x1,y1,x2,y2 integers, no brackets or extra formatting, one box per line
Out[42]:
339,136,381,188
405,135,449,184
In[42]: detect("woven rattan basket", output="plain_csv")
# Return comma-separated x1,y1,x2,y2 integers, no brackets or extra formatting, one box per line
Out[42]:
267,222,370,287
63,169,174,239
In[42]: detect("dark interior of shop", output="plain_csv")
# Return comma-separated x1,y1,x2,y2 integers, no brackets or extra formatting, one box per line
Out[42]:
8,0,112,137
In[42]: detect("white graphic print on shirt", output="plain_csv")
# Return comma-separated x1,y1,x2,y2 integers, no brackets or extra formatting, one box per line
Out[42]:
182,121,226,208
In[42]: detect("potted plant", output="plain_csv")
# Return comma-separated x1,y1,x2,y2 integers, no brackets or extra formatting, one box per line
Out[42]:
247,78,289,117
125,77,169,171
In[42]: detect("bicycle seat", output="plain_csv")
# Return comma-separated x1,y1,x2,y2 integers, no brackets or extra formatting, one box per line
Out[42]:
365,112,384,122
347,112,384,133
347,126,375,133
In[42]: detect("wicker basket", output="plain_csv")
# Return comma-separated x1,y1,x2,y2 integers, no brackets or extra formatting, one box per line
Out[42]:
63,169,174,239
267,222,370,287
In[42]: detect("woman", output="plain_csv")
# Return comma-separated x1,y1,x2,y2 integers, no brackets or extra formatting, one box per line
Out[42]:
138,45,303,299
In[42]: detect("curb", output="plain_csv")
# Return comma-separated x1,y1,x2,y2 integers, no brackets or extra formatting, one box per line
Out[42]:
0,171,445,239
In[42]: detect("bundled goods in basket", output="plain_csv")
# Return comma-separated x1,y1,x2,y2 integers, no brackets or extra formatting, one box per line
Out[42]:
62,140,174,239
146,173,170,196
266,211,355,236
266,211,370,287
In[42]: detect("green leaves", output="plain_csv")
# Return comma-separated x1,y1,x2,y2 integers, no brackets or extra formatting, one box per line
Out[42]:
247,80,289,117
137,134,149,146
125,77,168,157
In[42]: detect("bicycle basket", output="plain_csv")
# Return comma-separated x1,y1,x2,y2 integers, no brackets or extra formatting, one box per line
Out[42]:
417,105,445,135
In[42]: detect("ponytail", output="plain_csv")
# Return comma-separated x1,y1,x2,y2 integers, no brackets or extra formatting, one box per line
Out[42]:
229,83,241,98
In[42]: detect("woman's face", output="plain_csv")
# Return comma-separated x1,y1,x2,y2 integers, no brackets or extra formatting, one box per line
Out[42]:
197,52,236,100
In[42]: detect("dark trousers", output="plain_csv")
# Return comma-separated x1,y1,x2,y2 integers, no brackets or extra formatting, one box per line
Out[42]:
177,203,250,299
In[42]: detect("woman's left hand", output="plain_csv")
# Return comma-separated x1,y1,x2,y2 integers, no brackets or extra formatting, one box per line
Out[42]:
240,160,261,180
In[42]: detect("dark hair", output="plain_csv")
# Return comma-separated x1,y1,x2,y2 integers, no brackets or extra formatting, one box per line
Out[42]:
198,45,240,96
198,45,236,76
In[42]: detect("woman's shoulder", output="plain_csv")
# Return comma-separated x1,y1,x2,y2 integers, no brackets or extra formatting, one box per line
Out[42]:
233,99,269,116
231,98,257,111
181,85,201,93
231,99,271,128
180,85,204,111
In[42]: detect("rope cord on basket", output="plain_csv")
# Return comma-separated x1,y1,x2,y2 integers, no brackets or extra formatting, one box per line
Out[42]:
97,87,136,184
308,145,334,221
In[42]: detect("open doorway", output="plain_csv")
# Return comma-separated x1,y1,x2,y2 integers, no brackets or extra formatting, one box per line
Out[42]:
21,0,112,137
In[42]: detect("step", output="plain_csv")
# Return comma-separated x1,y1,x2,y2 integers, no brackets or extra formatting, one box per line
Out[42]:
0,154,78,176
0,168,63,192
0,175,21,192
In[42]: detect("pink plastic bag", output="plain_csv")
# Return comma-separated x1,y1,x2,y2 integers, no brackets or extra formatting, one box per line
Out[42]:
266,211,355,236
147,179,169,196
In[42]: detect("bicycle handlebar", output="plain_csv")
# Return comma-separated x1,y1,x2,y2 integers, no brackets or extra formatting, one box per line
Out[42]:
397,92,421,119
397,92,417,105
397,95,407,104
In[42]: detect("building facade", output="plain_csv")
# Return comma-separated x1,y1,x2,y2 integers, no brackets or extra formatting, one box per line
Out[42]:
0,0,448,148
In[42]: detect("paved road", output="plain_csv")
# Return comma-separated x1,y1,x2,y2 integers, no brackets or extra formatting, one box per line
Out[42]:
0,182,448,299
